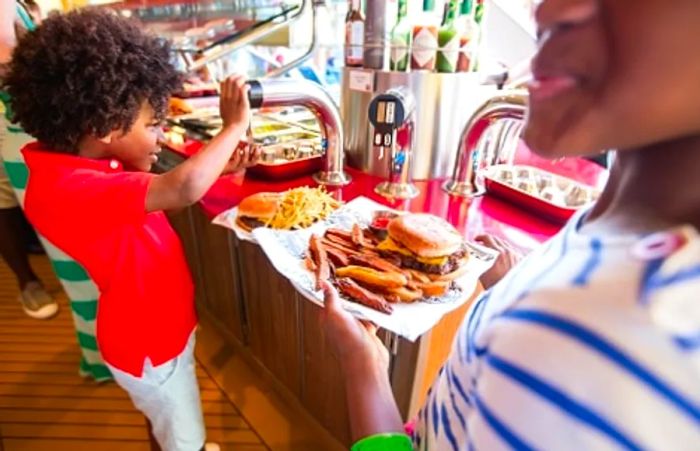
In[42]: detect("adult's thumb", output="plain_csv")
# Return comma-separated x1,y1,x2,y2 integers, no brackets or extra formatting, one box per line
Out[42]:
320,280,340,311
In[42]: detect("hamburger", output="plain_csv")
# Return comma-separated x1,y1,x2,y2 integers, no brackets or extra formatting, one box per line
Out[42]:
235,192,281,232
377,214,469,281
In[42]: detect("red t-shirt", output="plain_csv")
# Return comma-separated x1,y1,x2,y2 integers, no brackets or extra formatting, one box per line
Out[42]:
22,143,197,377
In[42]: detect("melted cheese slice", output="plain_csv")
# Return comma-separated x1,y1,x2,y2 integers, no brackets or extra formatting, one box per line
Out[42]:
377,238,449,266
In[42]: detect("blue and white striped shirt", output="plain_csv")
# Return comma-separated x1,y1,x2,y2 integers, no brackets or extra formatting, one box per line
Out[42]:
414,215,700,451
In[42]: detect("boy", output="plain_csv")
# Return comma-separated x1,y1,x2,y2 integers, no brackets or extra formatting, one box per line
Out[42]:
321,0,700,450
2,9,258,450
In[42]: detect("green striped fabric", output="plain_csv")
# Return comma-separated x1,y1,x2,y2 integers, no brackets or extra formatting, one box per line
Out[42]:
0,107,112,382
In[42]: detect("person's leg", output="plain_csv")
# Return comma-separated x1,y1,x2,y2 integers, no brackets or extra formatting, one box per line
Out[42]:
0,204,58,319
0,205,38,288
21,211,44,255
107,333,212,451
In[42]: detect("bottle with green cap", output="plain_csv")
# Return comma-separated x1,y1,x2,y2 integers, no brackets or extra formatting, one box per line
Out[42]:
456,0,476,72
471,0,485,71
474,0,486,25
390,0,411,71
411,0,439,71
437,0,460,73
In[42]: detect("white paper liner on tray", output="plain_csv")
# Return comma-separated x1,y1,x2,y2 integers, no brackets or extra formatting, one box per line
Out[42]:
212,206,257,243
251,197,498,341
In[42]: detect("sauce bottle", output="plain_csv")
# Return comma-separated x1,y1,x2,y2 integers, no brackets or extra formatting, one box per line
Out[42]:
411,0,439,71
345,0,365,67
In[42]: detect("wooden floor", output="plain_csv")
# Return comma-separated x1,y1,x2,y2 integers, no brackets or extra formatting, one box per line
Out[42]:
0,254,270,451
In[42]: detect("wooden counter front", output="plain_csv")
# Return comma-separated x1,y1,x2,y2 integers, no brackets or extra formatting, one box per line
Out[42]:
237,240,303,397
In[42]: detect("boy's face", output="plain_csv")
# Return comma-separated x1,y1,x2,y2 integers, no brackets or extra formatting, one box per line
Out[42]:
107,103,162,172
523,0,700,158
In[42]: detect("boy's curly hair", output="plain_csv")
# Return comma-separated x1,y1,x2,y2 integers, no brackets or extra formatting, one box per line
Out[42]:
2,8,182,153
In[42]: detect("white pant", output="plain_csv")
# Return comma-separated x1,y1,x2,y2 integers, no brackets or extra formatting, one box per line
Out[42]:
107,333,206,451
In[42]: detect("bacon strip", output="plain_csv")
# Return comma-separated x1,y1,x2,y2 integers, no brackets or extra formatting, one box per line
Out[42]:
326,228,354,242
352,224,367,248
349,254,405,276
305,255,316,272
309,234,330,290
336,278,393,314
325,233,357,250
321,237,359,256
326,247,350,267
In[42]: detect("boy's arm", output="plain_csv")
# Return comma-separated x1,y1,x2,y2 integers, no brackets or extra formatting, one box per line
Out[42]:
146,75,257,213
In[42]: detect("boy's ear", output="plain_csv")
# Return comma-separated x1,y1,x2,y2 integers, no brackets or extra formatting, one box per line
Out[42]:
97,131,117,145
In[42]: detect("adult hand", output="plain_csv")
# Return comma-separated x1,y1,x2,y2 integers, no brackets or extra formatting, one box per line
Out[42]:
475,234,522,290
320,280,389,372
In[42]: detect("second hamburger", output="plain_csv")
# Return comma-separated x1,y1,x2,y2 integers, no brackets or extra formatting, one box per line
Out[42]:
235,192,281,232
377,214,469,281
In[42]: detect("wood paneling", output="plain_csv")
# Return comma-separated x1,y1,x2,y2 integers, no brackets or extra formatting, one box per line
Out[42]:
190,207,246,343
298,301,352,447
169,206,247,344
166,207,208,315
237,240,302,397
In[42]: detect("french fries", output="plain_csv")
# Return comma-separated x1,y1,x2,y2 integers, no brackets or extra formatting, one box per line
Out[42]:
266,187,341,230
407,269,431,284
349,254,408,278
335,266,408,289
418,281,450,298
386,286,423,303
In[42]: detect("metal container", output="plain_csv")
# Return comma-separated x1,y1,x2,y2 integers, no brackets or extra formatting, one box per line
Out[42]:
483,164,600,223
341,67,500,180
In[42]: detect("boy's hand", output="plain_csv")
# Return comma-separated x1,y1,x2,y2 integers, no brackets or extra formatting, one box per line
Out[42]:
475,235,523,290
222,145,262,174
220,75,251,130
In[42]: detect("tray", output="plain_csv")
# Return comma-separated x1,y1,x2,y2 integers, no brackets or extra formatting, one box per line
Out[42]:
483,164,599,223
247,154,322,180
250,197,498,341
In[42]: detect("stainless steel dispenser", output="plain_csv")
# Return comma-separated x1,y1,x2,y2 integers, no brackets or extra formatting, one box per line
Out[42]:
442,90,528,197
247,79,351,186
341,68,506,181
369,87,418,199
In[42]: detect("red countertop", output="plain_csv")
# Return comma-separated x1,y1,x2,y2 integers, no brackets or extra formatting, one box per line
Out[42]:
183,140,606,253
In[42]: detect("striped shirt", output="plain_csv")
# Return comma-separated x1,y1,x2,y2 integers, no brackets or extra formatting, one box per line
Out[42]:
414,213,700,451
